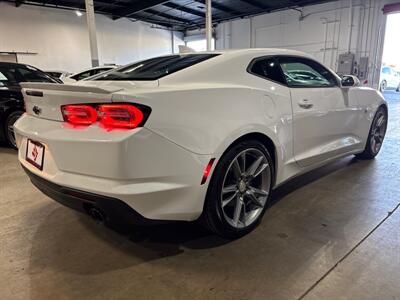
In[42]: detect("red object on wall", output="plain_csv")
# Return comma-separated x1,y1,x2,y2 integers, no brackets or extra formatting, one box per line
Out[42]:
383,3,400,14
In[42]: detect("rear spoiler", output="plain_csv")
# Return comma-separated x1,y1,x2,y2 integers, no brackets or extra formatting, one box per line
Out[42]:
20,82,123,95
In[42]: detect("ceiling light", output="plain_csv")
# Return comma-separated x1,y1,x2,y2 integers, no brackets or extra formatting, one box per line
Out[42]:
75,10,83,17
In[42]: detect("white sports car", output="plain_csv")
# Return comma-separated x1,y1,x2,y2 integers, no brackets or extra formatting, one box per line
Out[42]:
14,49,387,238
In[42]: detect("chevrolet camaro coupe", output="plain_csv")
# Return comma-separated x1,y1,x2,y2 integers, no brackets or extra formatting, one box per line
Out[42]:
14,49,387,238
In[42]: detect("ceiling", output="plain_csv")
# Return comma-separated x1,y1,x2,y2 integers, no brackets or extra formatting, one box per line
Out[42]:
7,0,338,31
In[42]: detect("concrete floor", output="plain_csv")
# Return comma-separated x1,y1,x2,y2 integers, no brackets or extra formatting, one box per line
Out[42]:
1,91,399,300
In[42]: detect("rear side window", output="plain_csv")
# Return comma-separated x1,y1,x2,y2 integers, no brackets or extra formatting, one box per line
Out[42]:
249,57,286,85
95,54,219,81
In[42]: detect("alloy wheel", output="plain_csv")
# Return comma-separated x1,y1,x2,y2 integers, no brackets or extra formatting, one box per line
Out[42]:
220,148,271,229
370,110,387,155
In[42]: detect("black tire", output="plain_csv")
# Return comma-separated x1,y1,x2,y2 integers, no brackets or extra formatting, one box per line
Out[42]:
380,80,387,92
201,140,274,238
4,111,23,149
396,84,399,92
355,106,387,160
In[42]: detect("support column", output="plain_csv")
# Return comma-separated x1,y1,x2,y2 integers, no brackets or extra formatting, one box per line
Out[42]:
171,30,175,54
347,0,353,53
205,0,212,51
85,0,99,67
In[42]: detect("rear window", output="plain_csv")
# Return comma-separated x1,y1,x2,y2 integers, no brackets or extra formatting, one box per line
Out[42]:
95,54,219,81
0,65,56,86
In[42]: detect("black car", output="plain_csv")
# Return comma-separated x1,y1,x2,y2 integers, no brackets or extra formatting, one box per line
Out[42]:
0,62,60,148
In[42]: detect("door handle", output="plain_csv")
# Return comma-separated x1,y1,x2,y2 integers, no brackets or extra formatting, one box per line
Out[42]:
298,99,313,109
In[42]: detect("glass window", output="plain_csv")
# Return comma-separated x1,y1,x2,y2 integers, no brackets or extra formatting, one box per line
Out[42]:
71,70,92,81
0,67,18,87
0,65,55,86
95,54,219,81
17,65,55,83
382,67,390,74
279,57,338,87
92,68,110,75
249,57,285,84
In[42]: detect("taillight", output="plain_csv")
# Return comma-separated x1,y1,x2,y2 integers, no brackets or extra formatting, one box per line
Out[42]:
62,105,97,126
61,103,149,129
98,104,144,129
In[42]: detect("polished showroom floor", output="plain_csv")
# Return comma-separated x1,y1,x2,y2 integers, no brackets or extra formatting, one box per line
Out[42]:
1,91,399,300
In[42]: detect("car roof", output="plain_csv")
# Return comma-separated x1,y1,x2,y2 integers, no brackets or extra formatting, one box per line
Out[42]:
0,62,31,67
153,48,314,62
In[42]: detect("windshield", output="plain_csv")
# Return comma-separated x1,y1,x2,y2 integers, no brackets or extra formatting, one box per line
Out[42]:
94,54,219,81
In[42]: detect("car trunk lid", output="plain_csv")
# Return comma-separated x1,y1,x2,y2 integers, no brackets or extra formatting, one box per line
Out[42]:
21,82,122,121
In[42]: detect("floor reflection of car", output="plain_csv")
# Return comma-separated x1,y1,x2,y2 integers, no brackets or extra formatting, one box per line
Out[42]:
63,66,116,83
0,62,60,148
380,66,400,92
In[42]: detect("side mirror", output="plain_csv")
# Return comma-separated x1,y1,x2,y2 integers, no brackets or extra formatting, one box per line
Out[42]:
341,75,360,87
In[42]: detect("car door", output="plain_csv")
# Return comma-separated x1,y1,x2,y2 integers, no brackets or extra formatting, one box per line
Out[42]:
278,56,362,167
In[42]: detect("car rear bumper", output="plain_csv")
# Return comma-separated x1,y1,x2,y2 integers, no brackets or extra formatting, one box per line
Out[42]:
15,114,214,221
22,164,161,226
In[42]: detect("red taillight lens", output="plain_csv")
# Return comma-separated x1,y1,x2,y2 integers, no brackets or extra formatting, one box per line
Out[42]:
98,104,144,129
62,105,97,125
61,103,148,129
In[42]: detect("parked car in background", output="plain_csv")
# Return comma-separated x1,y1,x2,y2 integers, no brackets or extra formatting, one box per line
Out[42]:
380,66,400,92
0,62,60,148
45,70,72,81
15,49,387,238
63,66,116,83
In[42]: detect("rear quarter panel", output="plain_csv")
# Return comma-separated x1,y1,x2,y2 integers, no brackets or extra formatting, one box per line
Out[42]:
112,80,294,184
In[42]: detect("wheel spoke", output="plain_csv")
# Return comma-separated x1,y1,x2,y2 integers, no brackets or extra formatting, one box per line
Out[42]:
253,162,269,179
246,190,264,208
240,152,246,174
222,185,237,194
248,186,269,197
376,115,384,127
246,156,264,177
233,196,243,226
232,159,242,179
371,138,376,153
222,191,238,208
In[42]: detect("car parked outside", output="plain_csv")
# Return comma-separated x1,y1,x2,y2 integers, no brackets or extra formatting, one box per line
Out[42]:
380,66,400,92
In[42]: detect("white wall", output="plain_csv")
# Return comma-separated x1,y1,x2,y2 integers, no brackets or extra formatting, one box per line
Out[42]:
215,0,399,88
0,2,184,72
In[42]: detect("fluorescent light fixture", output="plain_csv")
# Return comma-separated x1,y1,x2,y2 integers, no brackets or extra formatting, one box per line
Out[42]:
75,10,83,17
